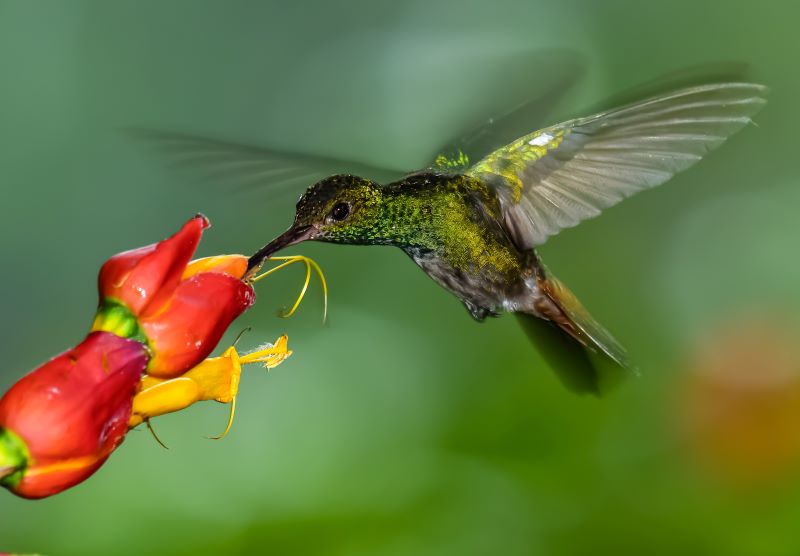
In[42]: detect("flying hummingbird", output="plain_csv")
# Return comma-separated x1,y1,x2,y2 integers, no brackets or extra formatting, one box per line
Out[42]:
149,82,768,394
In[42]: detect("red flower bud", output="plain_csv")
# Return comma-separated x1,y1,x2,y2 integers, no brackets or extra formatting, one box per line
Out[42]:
0,332,148,499
140,269,256,376
93,216,256,377
98,215,207,316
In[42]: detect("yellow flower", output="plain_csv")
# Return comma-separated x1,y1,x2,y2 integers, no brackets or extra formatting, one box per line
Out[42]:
126,253,327,443
128,336,292,438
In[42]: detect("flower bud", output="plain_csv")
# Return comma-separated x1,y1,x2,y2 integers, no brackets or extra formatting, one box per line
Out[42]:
0,332,148,499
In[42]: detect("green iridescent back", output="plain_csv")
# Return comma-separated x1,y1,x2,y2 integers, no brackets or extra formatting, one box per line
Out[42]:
294,173,524,280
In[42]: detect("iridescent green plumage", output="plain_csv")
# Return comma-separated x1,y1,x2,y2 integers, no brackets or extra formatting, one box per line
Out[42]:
292,173,519,275
152,82,769,395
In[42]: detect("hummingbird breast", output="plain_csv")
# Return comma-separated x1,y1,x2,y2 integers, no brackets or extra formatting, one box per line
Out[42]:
405,245,541,321
385,172,541,320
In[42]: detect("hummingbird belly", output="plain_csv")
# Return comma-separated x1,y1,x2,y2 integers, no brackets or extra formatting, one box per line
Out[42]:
407,248,541,321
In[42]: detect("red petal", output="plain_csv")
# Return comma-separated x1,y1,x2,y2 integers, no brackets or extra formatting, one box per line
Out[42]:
98,216,208,315
13,453,113,499
141,273,256,378
0,332,148,498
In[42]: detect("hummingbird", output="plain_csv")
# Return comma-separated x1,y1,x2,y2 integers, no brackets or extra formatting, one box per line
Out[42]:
151,82,768,394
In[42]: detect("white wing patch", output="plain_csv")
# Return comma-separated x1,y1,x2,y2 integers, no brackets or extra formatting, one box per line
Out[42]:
528,132,554,147
467,83,768,249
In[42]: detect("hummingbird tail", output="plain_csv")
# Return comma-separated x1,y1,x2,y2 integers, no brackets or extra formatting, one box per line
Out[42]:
517,272,635,395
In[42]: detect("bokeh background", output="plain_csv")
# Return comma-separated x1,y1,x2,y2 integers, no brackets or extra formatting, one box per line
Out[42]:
1,1,799,554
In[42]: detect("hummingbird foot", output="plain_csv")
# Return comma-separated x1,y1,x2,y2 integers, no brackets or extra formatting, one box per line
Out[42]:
463,300,499,322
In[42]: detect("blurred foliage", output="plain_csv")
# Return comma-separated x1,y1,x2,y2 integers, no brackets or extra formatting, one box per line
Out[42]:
0,0,799,554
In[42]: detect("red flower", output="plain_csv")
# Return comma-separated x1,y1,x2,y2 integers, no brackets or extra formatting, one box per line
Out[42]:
92,216,256,377
0,332,148,499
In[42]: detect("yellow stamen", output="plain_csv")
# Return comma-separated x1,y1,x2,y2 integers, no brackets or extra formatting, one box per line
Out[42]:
250,255,328,323
208,396,237,440
239,335,292,368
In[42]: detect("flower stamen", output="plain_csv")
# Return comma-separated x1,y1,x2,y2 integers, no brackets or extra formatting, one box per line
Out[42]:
208,338,291,439
250,255,328,323
239,335,292,369
208,396,237,441
146,419,169,450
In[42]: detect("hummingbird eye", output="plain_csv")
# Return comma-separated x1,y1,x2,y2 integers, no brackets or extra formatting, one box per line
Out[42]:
330,202,351,222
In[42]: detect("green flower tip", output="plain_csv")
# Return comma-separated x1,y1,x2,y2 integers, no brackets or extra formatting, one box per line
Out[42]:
91,300,146,343
0,427,29,488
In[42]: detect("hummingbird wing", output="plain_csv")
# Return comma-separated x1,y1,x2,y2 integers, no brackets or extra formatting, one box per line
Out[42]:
424,62,750,175
422,51,583,174
464,82,768,249
128,129,405,193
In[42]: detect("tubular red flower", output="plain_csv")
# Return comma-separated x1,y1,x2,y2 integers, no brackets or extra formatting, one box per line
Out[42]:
98,216,208,316
140,272,256,377
93,216,256,377
0,332,148,499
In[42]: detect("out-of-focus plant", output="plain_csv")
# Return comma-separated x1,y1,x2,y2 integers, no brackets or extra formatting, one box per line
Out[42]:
676,314,800,487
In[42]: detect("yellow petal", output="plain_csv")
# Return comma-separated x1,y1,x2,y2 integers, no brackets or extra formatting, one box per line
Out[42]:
128,337,290,436
182,255,248,280
129,377,202,428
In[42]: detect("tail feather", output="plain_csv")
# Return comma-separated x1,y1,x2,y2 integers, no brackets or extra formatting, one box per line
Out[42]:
518,270,635,395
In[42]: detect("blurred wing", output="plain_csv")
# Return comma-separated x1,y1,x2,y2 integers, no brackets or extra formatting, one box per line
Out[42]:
466,82,768,249
424,51,584,174
129,129,404,193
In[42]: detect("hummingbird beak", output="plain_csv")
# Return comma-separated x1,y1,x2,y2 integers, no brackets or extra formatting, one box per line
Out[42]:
246,224,316,275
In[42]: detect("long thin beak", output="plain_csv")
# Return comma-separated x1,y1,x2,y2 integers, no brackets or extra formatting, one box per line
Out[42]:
246,225,315,275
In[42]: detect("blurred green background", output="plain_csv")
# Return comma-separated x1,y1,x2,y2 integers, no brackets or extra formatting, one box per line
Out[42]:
1,1,800,554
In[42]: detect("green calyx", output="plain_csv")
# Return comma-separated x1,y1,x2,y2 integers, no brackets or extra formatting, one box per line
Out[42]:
91,299,147,344
0,427,30,488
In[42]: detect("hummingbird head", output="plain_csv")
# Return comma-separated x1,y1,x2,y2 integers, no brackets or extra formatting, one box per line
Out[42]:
247,174,384,272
